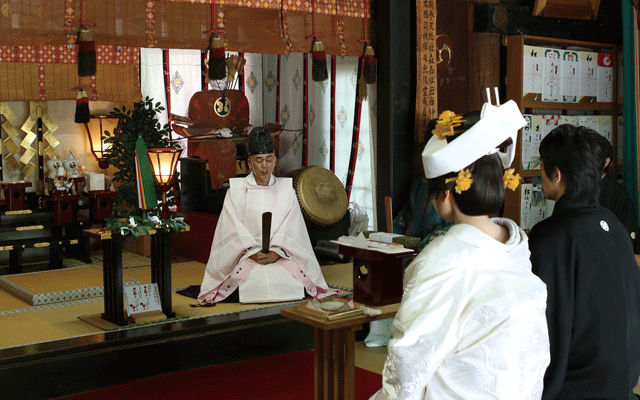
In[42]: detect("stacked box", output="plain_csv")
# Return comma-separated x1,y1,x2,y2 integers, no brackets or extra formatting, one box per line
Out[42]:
523,45,543,101
558,115,578,126
597,52,614,103
578,115,598,131
521,114,543,170
542,48,562,102
618,51,624,104
597,115,613,143
561,50,579,103
578,50,597,103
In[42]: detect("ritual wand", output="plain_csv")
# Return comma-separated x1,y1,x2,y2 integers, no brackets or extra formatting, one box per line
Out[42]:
262,212,272,253
36,106,44,196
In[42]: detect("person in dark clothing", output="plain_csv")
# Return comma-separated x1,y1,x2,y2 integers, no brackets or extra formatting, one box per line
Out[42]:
598,135,636,241
529,124,640,400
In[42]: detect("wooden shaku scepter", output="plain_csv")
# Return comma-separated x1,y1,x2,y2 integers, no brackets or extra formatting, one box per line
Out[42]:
262,212,272,254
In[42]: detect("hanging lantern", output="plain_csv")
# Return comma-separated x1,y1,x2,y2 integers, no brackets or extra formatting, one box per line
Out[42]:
146,147,183,218
84,115,119,170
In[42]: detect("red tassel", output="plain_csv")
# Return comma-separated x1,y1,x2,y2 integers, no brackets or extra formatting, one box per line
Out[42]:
78,25,96,77
311,38,328,82
208,34,226,81
74,89,90,123
362,44,376,84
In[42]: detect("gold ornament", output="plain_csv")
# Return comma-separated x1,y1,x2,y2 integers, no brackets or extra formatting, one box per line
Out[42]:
17,102,60,179
445,169,473,194
1,101,20,170
433,110,465,140
503,168,521,191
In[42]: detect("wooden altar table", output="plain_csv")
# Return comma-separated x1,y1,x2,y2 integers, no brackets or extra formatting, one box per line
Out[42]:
281,302,399,400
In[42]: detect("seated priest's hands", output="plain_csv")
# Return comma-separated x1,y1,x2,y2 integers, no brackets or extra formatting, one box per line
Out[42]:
249,251,281,265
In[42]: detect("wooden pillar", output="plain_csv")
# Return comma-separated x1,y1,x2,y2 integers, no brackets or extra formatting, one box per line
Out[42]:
467,4,501,110
375,0,414,228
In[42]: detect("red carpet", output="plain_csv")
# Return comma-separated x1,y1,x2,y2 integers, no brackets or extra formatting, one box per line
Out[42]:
58,350,382,400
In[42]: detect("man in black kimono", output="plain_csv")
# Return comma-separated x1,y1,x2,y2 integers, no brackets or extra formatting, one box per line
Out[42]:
529,124,640,400
598,135,636,241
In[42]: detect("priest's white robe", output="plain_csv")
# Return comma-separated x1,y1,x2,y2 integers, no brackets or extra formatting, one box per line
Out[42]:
371,218,550,400
198,174,336,303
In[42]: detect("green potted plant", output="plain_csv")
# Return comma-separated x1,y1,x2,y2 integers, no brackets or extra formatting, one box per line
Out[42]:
103,96,180,218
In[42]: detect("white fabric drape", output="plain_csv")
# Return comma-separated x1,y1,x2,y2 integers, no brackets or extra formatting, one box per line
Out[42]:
169,49,203,121
140,48,168,128
261,54,279,126
306,55,332,169
243,53,264,127
170,49,205,155
277,53,305,174
140,50,377,229
352,83,377,230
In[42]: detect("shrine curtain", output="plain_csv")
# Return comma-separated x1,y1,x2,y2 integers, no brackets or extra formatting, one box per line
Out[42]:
0,0,372,102
622,0,640,226
0,45,140,102
140,50,377,230
0,0,372,55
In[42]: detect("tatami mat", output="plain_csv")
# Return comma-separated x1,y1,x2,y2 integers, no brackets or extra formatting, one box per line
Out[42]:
0,287,32,312
0,266,140,306
92,251,155,269
0,257,386,377
0,260,355,347
121,261,207,289
0,300,107,348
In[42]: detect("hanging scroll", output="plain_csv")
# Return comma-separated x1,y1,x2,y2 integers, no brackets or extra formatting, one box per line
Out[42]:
416,0,437,144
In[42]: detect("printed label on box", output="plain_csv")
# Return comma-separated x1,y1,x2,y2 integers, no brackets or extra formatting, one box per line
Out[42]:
521,114,543,170
125,283,162,316
543,48,562,102
597,115,613,143
523,45,543,101
597,52,613,103
561,50,579,103
579,51,597,103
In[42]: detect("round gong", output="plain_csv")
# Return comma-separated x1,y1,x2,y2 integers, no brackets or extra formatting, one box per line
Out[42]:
290,166,348,229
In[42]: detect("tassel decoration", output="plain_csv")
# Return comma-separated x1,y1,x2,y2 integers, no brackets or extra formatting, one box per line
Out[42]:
362,44,376,84
311,38,328,82
78,25,96,77
358,72,368,100
208,34,227,81
74,89,90,124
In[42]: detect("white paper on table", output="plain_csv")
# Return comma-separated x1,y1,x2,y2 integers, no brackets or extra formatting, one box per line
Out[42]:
333,233,414,254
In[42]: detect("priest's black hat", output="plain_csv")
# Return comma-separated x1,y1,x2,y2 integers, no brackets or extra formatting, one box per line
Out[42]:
248,127,275,155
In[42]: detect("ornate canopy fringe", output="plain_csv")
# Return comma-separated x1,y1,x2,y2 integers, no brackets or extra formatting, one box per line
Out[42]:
0,0,373,56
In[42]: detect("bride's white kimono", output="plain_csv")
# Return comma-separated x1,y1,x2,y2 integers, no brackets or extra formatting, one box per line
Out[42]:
371,218,550,400
198,174,337,303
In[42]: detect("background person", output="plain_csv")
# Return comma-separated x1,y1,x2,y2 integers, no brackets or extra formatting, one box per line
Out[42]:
529,124,640,400
597,135,636,242
197,127,339,304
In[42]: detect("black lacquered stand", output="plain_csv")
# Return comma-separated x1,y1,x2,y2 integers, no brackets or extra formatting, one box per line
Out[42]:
83,226,187,326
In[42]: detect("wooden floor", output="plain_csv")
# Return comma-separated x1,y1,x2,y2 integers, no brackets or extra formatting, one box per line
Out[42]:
0,253,388,399
10,253,637,397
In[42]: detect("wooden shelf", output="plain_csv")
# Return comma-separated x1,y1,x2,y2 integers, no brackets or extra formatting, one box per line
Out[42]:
521,35,615,50
522,100,614,111
504,34,620,227
520,170,541,178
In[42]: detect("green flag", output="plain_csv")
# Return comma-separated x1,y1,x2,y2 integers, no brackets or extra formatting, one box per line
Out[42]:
135,135,157,210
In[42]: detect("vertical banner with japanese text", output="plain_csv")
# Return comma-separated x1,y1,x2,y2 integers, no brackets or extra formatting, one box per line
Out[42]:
416,0,437,144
